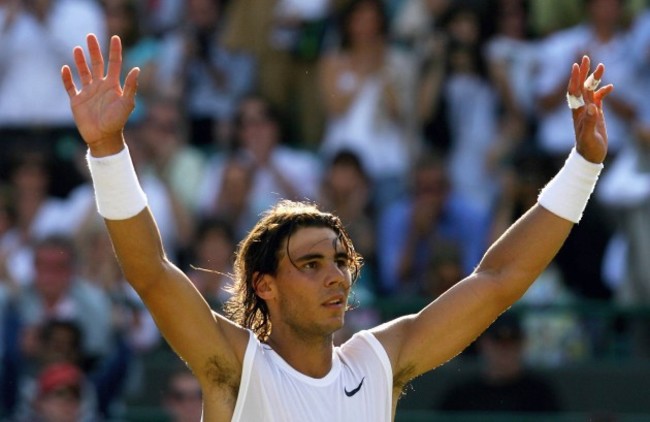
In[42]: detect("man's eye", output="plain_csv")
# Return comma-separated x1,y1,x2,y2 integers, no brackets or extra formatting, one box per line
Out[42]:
336,259,350,268
303,262,317,269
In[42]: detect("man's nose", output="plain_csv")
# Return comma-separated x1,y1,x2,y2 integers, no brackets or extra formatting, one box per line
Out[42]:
325,262,350,288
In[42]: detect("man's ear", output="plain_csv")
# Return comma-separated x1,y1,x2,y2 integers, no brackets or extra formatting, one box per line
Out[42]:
253,272,275,300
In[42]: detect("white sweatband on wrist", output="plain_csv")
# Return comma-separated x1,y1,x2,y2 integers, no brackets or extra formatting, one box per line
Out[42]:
538,148,603,223
566,93,585,109
86,146,148,220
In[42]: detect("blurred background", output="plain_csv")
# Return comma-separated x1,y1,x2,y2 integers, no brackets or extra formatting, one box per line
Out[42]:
1,0,650,420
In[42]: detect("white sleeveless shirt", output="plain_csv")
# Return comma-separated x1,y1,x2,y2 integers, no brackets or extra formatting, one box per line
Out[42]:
231,330,393,422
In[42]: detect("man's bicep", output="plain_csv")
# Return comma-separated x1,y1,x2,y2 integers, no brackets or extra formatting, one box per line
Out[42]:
371,274,508,383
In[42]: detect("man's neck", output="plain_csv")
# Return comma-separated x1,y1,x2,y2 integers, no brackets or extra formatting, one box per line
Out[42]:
265,329,334,378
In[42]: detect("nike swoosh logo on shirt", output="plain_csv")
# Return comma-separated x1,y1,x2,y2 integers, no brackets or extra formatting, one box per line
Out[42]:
344,377,365,397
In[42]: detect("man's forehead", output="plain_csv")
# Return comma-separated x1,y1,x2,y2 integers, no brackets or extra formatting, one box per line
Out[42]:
285,227,343,254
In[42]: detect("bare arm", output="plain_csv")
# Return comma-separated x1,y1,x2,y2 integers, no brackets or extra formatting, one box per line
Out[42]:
61,34,248,385
372,56,614,386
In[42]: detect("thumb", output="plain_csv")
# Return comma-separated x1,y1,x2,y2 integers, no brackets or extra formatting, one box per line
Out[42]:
123,67,140,100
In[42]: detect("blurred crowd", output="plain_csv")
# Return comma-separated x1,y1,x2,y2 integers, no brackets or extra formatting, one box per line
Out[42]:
1,0,650,419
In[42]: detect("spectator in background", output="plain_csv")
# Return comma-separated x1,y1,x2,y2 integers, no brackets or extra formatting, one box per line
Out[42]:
156,0,256,148
390,0,451,54
483,0,540,170
528,0,584,36
136,96,207,215
0,0,106,190
75,222,161,356
162,366,203,422
13,236,113,363
222,0,332,146
438,312,561,414
416,3,503,215
0,152,77,287
185,218,237,311
138,0,183,37
0,0,105,128
129,125,196,260
420,240,463,300
318,0,417,210
376,151,487,296
102,0,162,123
4,318,131,419
596,28,650,354
200,155,255,240
14,362,100,422
197,95,322,239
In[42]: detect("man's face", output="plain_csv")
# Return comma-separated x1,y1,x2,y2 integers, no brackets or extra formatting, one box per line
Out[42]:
264,227,353,339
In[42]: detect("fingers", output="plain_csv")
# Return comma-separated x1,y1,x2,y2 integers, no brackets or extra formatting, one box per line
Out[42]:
73,46,92,86
567,56,610,114
64,33,136,101
567,63,581,95
106,35,123,82
579,55,590,87
594,83,614,108
87,33,105,80
61,65,78,98
581,57,598,104
567,63,585,116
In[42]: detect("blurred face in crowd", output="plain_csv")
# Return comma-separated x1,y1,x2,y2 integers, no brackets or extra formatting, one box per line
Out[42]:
11,154,49,195
165,371,203,422
479,323,525,382
496,0,528,38
587,0,623,29
141,101,184,160
25,0,53,21
34,244,74,301
236,98,279,163
187,0,221,29
104,0,140,43
327,160,367,200
346,0,385,45
446,9,481,45
414,164,449,212
34,363,84,422
36,386,82,422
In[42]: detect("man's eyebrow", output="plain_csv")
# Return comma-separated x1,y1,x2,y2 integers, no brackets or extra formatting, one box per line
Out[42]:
293,251,350,262
293,253,325,263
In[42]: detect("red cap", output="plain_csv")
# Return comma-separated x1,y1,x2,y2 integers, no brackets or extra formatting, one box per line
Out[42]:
37,363,83,396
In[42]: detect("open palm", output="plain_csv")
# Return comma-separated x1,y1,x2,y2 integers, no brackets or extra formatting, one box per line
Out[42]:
61,34,139,147
567,56,614,164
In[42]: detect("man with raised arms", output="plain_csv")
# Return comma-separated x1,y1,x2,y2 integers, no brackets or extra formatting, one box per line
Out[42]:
61,33,612,421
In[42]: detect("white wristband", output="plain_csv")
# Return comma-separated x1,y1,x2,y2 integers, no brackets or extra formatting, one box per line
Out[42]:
538,148,603,223
86,146,148,220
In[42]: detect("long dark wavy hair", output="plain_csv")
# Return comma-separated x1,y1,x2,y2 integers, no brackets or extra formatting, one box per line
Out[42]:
223,200,363,341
